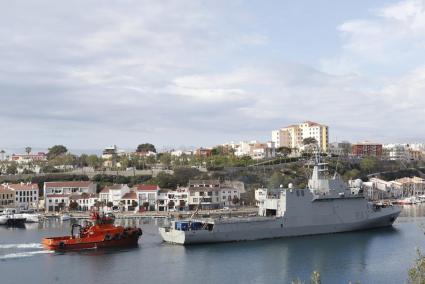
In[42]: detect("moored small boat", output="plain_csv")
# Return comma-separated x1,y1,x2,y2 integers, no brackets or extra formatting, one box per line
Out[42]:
60,213,71,221
42,212,142,251
0,215,26,227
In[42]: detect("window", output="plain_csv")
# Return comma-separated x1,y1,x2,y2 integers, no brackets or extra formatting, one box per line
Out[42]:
193,198,198,203
301,190,304,196
199,192,205,196
296,190,300,197
190,191,195,196
207,191,212,196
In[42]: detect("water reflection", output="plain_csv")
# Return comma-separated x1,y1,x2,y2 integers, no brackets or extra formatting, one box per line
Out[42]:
178,226,400,283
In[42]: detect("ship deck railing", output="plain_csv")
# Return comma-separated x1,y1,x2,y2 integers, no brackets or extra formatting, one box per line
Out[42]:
190,216,279,224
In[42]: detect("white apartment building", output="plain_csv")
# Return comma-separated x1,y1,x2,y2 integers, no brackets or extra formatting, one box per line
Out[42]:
272,121,329,152
134,184,160,211
44,181,97,212
187,180,244,210
1,182,39,209
157,187,189,211
121,192,138,211
383,144,409,161
10,152,47,163
99,184,130,207
70,193,99,211
225,141,276,160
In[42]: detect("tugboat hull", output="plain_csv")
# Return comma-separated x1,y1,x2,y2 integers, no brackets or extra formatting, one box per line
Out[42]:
43,233,140,251
42,213,142,251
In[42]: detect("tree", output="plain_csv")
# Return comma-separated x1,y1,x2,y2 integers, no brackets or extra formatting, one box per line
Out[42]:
232,196,240,205
69,201,79,211
131,200,138,208
408,250,425,284
47,145,68,160
25,146,32,155
6,162,18,175
268,171,286,188
142,202,150,210
159,153,172,169
276,146,292,156
360,156,379,174
167,200,175,208
58,202,66,211
343,169,361,181
106,201,113,208
94,200,102,209
136,143,156,153
302,137,317,145
86,155,101,169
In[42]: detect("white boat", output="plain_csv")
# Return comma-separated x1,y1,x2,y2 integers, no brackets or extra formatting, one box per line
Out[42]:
0,214,26,226
159,155,402,245
22,213,41,223
60,214,71,221
0,215,8,225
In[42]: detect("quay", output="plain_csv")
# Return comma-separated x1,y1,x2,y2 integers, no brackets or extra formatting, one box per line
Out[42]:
42,207,259,220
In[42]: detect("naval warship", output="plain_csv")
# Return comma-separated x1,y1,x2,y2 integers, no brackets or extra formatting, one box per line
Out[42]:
159,155,401,245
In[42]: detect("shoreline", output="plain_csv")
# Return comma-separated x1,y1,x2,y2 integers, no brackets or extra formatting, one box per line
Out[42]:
42,207,259,219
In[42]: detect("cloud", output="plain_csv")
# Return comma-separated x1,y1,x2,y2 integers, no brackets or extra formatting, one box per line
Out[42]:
1,0,425,152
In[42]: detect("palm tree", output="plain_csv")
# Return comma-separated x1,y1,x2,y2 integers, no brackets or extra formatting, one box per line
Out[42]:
25,147,32,155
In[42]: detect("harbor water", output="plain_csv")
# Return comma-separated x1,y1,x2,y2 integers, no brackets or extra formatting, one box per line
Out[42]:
1,206,425,284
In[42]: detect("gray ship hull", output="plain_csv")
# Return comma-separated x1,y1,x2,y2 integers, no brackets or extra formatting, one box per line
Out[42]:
159,209,400,245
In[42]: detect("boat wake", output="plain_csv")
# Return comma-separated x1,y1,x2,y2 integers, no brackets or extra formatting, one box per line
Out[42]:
0,250,52,260
0,243,43,249
0,243,52,260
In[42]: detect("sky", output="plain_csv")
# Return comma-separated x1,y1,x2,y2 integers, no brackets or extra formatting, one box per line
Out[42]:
1,0,425,153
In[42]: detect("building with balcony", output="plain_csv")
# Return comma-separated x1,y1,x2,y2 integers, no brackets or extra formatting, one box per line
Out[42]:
2,182,39,209
44,181,97,212
352,141,383,157
272,121,329,152
134,184,160,211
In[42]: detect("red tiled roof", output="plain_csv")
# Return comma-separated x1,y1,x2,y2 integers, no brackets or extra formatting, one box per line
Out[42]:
6,183,39,191
100,188,110,193
44,181,92,188
136,184,159,191
122,192,137,199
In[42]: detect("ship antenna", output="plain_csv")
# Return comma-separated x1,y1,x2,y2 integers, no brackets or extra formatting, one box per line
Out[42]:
334,153,341,178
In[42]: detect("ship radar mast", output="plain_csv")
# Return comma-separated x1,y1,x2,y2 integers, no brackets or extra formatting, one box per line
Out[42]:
310,146,328,180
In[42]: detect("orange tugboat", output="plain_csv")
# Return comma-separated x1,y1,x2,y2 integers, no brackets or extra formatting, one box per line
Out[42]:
42,212,142,251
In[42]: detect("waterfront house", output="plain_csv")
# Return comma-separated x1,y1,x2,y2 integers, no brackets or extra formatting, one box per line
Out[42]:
0,187,15,208
2,182,39,209
121,192,138,211
44,181,97,212
99,184,130,209
157,187,189,211
134,184,160,211
187,180,244,210
69,193,99,211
